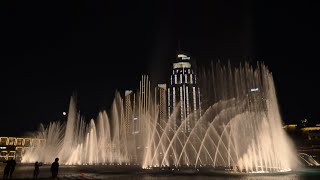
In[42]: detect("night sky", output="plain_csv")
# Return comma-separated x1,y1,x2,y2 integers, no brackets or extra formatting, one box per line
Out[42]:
1,1,318,136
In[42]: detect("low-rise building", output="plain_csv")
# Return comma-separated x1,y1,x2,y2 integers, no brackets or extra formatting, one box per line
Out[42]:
0,136,45,162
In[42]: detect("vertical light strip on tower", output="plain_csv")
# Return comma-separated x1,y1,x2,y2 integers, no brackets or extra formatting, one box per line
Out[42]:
186,86,190,132
193,86,197,121
167,88,171,121
180,86,183,130
198,87,201,117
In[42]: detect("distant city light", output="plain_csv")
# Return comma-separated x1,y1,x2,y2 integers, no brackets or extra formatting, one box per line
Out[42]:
177,54,190,60
63,112,66,116
173,62,191,69
301,119,307,123
158,84,167,89
177,54,187,58
250,88,259,92
125,90,133,96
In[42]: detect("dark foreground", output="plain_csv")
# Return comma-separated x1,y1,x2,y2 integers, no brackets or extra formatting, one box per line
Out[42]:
0,164,320,180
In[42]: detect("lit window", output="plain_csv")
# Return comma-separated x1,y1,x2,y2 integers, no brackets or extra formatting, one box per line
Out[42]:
193,87,197,119
175,74,177,84
173,87,176,108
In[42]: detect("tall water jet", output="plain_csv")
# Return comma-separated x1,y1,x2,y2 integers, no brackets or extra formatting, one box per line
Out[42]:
22,62,297,173
142,62,298,172
59,95,78,163
22,92,130,165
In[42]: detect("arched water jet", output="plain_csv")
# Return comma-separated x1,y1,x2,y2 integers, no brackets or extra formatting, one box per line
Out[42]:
21,62,297,173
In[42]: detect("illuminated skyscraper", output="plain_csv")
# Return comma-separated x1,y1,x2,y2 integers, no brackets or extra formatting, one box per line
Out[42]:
124,90,134,137
155,84,167,129
167,52,201,132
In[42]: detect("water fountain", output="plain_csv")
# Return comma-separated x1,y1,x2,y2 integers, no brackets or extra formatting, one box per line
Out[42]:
22,93,130,165
22,62,298,173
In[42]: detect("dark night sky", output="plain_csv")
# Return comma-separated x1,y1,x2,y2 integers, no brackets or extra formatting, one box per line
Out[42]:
0,1,319,136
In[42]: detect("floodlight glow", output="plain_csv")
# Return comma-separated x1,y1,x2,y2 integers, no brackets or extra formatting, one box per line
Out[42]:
173,62,191,69
177,54,187,58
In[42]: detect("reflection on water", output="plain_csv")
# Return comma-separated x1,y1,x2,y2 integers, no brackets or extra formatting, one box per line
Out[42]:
0,164,319,179
89,172,320,180
79,174,320,180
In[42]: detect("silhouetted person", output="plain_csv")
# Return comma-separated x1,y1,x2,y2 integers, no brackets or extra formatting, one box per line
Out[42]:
9,158,16,178
2,159,12,179
33,161,42,179
50,158,59,179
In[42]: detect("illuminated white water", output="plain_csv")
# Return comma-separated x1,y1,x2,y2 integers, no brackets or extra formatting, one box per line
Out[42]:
22,62,297,172
22,93,130,165
142,63,297,172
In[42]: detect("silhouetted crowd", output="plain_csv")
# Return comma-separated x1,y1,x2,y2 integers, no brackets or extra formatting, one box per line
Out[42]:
2,158,16,179
2,157,59,179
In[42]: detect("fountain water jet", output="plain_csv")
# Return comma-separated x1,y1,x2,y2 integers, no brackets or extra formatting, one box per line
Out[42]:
22,62,298,173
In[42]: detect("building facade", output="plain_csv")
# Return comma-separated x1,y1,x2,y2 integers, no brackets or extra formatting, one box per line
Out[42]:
167,52,201,133
155,84,167,130
0,137,45,162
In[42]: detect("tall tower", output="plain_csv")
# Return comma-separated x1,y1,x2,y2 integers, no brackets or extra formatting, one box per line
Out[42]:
124,90,134,137
155,84,167,130
167,52,201,133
